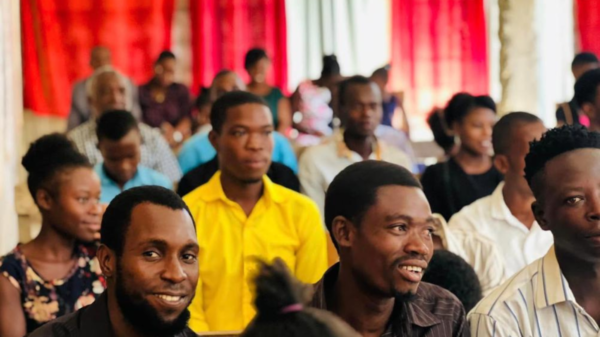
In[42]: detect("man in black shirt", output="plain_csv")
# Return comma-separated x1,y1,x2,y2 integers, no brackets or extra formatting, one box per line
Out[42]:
29,186,199,337
312,161,468,336
556,52,598,126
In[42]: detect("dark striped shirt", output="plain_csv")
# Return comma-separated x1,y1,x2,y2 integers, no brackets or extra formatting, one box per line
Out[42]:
310,264,470,337
28,293,197,337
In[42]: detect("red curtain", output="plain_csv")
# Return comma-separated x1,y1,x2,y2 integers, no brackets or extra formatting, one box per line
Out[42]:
390,0,489,132
576,0,600,55
21,0,175,117
189,0,288,95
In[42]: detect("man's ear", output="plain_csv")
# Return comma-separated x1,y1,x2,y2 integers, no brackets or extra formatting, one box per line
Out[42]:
532,201,549,231
331,216,355,250
36,189,53,212
208,130,219,152
493,155,510,175
96,244,117,279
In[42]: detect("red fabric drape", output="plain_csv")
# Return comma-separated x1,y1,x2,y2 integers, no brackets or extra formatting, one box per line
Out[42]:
189,0,288,95
390,0,489,132
576,0,600,56
21,0,174,117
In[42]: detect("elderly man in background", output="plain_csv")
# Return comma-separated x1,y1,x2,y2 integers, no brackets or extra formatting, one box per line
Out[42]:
67,46,141,131
68,67,182,183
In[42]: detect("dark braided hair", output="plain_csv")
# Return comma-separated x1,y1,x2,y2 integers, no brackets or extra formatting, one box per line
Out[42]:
525,125,600,193
22,133,91,201
241,259,339,337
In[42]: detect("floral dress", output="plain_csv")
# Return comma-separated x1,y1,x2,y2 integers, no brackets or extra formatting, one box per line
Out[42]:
0,244,106,333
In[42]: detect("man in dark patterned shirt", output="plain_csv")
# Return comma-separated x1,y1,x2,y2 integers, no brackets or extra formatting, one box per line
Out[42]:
29,186,199,337
312,161,469,337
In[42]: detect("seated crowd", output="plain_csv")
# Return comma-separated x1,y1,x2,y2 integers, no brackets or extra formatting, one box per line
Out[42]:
3,48,600,337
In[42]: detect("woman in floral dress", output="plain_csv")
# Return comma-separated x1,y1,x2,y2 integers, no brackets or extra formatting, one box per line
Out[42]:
0,134,106,336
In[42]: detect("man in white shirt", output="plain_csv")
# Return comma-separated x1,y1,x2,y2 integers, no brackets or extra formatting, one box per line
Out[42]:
470,125,600,336
432,214,506,296
299,76,412,214
449,112,553,277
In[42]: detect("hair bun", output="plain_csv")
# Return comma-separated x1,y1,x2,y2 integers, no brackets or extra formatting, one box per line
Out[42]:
22,133,78,174
253,259,308,319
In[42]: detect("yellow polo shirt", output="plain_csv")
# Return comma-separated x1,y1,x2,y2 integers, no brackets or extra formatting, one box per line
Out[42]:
183,172,328,333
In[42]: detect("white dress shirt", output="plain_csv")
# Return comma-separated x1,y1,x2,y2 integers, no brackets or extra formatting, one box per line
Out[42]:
469,246,600,336
448,182,554,277
298,135,412,216
433,214,507,296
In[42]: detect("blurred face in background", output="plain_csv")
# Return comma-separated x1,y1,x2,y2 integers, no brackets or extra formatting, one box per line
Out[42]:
155,57,176,87
342,83,383,139
90,72,127,116
210,72,246,103
246,57,270,84
454,108,496,157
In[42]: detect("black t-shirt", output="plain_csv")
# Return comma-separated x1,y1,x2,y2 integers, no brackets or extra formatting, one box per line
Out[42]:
421,158,503,221
177,157,300,197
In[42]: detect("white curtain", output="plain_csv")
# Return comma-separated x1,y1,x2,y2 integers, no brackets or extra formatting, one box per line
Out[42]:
0,0,22,254
534,0,574,125
285,0,391,92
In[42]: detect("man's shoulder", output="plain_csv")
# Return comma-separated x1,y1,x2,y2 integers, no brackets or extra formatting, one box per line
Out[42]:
138,123,163,139
28,309,82,336
417,282,464,308
138,166,171,185
269,180,319,210
448,194,494,227
300,141,336,161
470,259,540,317
68,121,94,138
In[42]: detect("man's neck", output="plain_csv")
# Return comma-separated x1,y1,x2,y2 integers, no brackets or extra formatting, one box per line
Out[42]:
107,290,145,337
502,179,536,229
555,246,600,323
331,263,395,337
220,172,264,216
344,131,374,160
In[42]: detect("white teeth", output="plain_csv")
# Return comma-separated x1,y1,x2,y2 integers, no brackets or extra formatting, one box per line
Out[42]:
155,294,182,302
401,266,423,273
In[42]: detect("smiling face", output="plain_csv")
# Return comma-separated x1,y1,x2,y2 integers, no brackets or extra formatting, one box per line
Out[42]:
454,107,496,156
210,103,274,184
533,148,600,263
337,185,435,297
111,203,199,335
43,167,103,242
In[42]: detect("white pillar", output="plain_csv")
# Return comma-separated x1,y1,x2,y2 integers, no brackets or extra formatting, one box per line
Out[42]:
0,0,22,254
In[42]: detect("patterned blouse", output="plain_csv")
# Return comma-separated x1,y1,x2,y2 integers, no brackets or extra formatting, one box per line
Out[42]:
0,244,106,333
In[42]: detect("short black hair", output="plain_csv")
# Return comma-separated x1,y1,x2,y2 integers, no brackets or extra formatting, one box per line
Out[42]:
338,75,373,107
422,250,482,312
96,110,139,142
574,68,600,107
195,89,211,111
572,52,599,69
492,112,541,155
321,55,341,77
156,50,176,64
245,48,269,70
325,161,421,251
22,133,91,200
210,91,269,133
444,93,496,126
525,125,600,193
101,186,194,256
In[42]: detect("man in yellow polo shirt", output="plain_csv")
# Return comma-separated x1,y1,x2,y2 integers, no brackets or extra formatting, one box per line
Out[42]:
183,91,328,333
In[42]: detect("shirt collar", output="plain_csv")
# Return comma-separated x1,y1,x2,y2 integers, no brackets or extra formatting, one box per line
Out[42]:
490,182,542,233
333,129,382,160
311,264,442,332
534,245,575,309
432,214,467,256
200,171,284,205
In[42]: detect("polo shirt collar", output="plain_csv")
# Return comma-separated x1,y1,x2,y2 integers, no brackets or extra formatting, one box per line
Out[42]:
334,129,382,160
534,245,575,309
200,171,284,204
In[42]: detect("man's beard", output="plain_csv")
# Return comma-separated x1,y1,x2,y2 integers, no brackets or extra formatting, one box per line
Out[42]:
115,264,191,337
